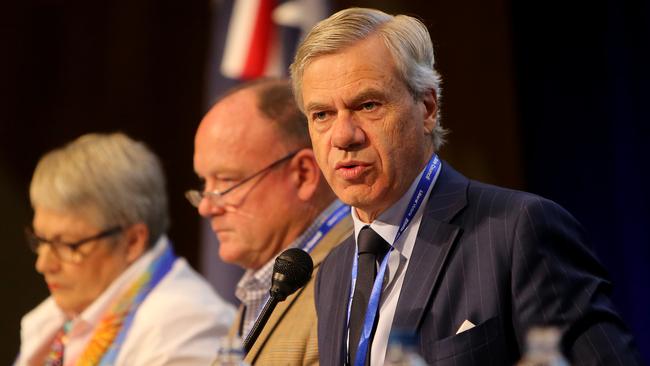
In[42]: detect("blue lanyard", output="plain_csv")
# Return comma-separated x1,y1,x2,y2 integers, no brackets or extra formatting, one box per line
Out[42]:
346,154,440,366
301,200,350,253
99,244,177,365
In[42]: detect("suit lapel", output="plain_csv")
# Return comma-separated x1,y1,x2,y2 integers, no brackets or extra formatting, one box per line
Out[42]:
393,163,469,332
325,237,355,363
246,282,308,361
312,215,354,364
247,215,353,363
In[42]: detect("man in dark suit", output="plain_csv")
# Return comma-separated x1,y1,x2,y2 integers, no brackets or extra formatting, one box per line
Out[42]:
289,7,642,365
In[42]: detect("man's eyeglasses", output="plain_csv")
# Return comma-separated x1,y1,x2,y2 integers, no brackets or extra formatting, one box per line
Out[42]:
185,151,298,208
25,226,123,263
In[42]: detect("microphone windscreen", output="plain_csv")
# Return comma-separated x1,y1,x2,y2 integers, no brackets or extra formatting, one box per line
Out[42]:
270,248,314,300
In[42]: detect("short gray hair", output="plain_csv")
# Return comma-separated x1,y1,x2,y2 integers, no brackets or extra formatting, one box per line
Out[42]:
30,132,169,246
290,7,448,149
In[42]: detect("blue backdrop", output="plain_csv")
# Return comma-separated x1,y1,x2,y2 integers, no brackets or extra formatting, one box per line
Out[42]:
513,0,650,360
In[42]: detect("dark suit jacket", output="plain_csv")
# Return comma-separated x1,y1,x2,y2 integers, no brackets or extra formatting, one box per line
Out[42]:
315,163,642,365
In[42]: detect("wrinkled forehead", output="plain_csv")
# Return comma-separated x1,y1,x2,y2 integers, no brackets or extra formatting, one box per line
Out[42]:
301,37,402,101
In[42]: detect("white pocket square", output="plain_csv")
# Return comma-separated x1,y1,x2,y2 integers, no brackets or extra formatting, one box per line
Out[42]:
456,319,475,334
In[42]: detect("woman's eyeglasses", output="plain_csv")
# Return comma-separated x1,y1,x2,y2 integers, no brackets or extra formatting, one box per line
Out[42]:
25,226,123,263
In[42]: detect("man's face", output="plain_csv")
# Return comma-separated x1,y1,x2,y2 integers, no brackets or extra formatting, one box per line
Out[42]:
194,89,297,270
301,35,436,221
33,207,130,316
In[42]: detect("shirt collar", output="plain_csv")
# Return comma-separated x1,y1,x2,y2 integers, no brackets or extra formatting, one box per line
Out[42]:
351,160,442,252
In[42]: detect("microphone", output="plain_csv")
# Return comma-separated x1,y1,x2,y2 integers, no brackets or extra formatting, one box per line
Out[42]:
243,248,313,353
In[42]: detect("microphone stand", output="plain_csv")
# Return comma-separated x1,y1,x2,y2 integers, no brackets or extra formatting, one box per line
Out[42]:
241,248,313,354
243,294,280,353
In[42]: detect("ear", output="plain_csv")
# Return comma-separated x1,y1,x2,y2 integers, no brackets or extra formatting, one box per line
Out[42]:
289,149,321,201
123,222,149,263
421,89,438,135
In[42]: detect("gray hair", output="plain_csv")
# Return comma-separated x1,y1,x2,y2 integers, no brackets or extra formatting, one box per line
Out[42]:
290,7,448,149
30,132,169,246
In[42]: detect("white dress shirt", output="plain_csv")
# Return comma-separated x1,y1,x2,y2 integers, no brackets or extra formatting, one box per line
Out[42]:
349,160,441,366
16,236,236,366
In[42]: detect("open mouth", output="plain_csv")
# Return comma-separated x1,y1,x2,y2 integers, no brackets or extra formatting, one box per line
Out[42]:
335,161,370,180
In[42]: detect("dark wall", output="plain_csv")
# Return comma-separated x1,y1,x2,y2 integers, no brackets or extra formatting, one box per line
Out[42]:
0,0,211,362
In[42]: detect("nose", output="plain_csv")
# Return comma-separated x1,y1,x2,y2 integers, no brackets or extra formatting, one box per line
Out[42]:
331,111,365,150
35,245,61,274
197,195,227,218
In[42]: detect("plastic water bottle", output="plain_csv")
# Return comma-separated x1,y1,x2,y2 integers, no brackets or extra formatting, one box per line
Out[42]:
384,330,429,366
517,327,570,366
212,336,249,366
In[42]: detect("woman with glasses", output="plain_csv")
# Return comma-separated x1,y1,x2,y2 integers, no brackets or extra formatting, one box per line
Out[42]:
15,132,235,366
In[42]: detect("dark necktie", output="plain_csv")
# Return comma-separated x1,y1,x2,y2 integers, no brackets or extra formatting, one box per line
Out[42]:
349,226,390,365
